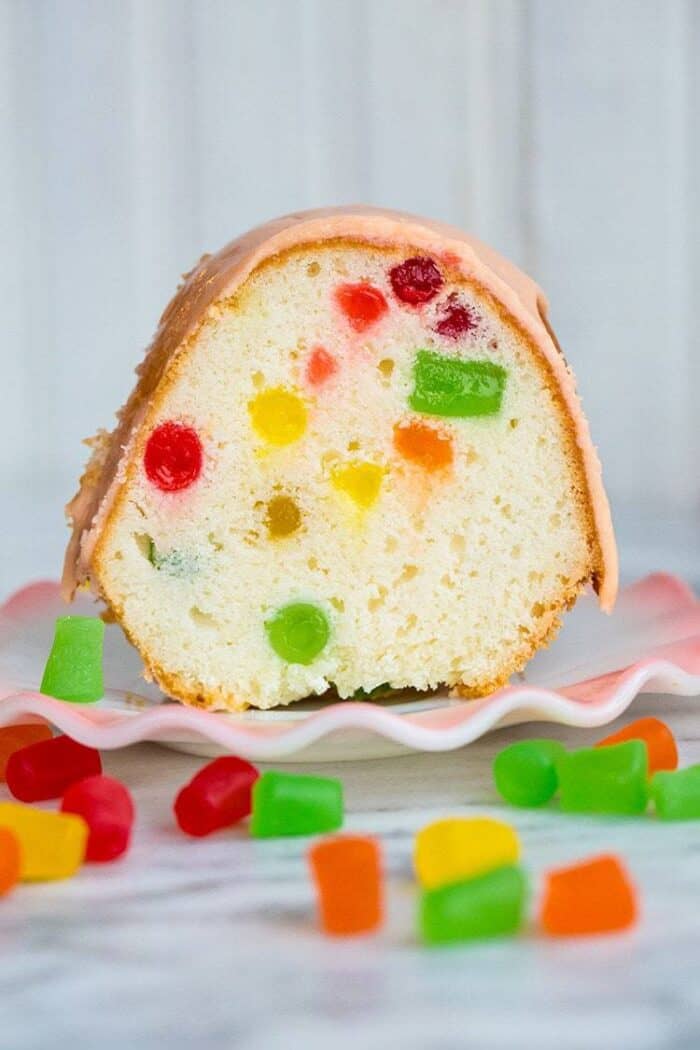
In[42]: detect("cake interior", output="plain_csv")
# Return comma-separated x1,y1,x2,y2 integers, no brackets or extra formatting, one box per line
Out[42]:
95,241,596,710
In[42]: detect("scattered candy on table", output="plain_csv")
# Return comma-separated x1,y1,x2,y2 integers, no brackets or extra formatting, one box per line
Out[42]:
540,854,638,936
595,716,678,775
0,803,88,881
0,827,21,896
40,615,105,703
419,865,528,945
557,740,649,815
493,739,566,807
250,771,343,838
308,835,383,936
61,775,135,861
174,756,259,837
414,817,520,889
6,734,102,803
650,765,700,820
0,723,53,782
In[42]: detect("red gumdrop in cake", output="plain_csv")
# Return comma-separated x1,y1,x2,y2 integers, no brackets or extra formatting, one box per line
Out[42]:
144,421,203,492
306,347,338,386
433,293,479,339
334,283,388,333
389,256,443,305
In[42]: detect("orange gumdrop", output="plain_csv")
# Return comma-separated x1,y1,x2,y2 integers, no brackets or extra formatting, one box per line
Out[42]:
334,283,388,333
306,346,338,386
393,420,454,471
0,827,21,895
308,835,383,936
595,717,677,775
0,723,52,782
541,854,638,937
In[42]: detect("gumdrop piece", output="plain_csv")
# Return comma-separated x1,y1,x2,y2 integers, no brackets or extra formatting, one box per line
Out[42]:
540,854,638,936
433,293,479,339
250,771,343,837
148,541,199,577
308,835,383,936
389,256,443,305
331,461,384,508
144,421,203,491
0,724,52,782
174,756,259,837
419,865,527,945
393,420,454,471
306,346,338,386
334,282,388,333
493,739,566,807
61,775,135,861
410,351,506,418
265,495,302,539
249,388,307,446
414,817,520,889
596,717,678,775
265,602,330,665
557,740,648,815
40,615,105,703
0,802,88,881
6,735,102,803
0,827,21,895
650,765,700,820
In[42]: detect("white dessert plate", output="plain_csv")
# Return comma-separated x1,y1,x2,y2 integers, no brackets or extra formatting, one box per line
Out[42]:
0,574,699,762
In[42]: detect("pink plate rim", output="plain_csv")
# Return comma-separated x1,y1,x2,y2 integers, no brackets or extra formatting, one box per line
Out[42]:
0,573,699,759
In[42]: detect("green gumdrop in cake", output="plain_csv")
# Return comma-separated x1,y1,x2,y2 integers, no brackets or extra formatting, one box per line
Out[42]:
650,765,700,820
409,350,507,418
493,739,567,807
250,770,343,837
557,740,648,815
419,864,527,945
265,602,330,665
40,615,105,703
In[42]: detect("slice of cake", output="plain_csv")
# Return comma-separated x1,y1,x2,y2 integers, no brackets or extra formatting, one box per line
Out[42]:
63,207,617,711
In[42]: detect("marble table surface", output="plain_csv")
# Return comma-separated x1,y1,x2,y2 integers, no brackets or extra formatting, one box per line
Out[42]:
0,690,698,1050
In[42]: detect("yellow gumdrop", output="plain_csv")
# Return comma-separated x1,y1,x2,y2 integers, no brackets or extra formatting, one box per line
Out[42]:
414,817,520,889
249,387,307,446
0,802,88,881
331,461,384,509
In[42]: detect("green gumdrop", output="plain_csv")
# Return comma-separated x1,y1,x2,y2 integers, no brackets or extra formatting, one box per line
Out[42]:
352,682,391,700
250,771,343,837
651,765,700,820
265,602,330,665
419,865,527,945
493,739,567,807
40,616,105,704
409,350,507,418
557,740,648,815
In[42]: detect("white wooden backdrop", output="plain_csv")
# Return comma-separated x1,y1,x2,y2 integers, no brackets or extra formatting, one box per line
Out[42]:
1,0,699,589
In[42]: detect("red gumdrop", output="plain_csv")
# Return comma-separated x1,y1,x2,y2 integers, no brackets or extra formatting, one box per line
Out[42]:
306,346,338,386
174,756,259,837
389,256,443,305
6,735,102,803
334,283,388,333
433,293,479,339
61,775,135,862
144,421,203,492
